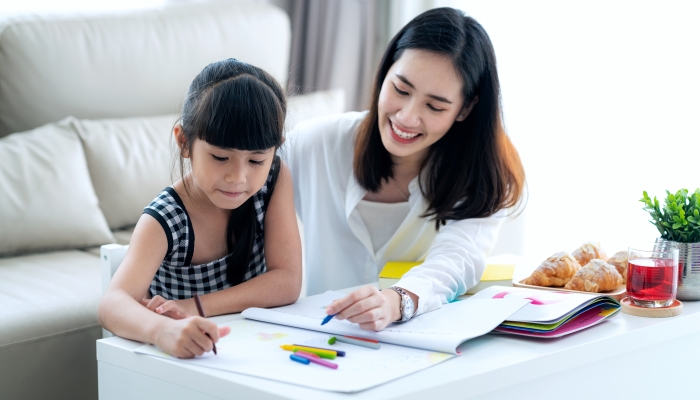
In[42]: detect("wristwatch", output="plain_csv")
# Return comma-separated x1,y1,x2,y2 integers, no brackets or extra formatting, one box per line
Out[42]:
388,286,415,323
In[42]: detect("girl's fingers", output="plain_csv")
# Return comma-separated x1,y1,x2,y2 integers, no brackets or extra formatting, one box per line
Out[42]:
155,300,176,314
219,325,231,338
145,296,166,311
196,317,221,343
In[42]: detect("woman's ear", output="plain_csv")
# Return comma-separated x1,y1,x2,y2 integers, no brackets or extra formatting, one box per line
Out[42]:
456,96,479,122
173,124,190,158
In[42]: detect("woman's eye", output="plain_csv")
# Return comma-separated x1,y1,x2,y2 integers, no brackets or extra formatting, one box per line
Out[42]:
211,155,227,162
393,84,408,96
249,160,265,166
427,104,444,112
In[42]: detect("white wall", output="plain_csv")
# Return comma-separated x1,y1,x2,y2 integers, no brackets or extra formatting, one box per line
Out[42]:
437,0,700,261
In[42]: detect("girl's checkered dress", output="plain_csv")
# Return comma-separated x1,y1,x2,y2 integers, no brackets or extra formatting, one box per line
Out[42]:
143,156,279,300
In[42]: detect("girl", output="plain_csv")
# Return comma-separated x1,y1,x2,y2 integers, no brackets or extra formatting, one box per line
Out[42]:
285,8,525,330
99,59,302,358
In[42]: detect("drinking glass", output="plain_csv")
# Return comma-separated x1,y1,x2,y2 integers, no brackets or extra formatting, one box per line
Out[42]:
627,242,679,308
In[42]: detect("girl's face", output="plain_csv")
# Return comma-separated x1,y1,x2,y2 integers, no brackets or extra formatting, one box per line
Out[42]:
183,135,275,210
377,49,471,165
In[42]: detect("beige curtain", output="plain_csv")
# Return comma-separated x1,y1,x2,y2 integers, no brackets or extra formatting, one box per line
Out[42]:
274,0,436,111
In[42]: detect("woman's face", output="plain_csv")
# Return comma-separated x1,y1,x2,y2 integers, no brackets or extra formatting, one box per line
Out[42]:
377,49,470,165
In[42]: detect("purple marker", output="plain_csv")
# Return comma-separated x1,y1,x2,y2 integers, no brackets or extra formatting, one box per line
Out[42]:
295,351,339,370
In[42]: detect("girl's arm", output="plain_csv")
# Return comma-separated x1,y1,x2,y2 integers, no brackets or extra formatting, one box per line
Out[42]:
98,214,228,358
194,161,303,317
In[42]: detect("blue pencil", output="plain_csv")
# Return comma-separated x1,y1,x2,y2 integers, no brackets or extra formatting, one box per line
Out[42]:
321,313,337,325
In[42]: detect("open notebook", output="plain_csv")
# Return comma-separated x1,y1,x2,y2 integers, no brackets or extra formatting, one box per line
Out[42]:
469,286,621,338
242,290,530,354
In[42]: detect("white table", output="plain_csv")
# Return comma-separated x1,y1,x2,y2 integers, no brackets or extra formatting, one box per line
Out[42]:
97,257,700,399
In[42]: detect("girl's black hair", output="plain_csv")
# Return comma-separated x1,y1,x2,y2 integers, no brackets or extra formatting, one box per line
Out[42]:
354,7,525,229
178,58,286,285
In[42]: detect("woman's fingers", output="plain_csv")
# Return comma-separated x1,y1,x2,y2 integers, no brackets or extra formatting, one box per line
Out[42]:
328,285,380,318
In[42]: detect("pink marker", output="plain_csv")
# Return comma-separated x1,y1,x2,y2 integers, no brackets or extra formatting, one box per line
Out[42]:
294,351,338,369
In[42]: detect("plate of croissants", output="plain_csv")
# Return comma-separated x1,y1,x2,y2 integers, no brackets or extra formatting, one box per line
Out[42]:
514,241,628,300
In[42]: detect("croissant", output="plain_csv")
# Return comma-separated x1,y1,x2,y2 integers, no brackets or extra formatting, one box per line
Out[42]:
523,252,581,287
606,251,628,283
564,259,622,293
571,241,607,267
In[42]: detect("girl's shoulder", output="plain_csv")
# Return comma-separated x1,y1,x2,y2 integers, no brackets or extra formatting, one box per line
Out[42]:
144,187,185,214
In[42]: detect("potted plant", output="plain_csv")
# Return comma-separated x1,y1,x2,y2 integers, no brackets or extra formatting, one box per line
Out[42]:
641,188,700,300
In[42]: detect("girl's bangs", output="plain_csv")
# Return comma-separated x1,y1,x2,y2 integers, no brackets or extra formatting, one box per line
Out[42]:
194,75,284,151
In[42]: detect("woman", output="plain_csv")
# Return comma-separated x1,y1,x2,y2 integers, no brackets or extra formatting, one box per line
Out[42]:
284,7,525,330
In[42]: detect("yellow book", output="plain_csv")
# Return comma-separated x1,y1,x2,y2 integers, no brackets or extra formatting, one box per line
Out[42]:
378,261,515,293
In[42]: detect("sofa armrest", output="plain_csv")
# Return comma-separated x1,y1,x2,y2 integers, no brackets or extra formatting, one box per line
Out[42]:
100,243,128,338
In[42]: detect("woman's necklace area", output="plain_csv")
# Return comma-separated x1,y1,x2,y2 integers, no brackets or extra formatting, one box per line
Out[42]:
391,179,409,201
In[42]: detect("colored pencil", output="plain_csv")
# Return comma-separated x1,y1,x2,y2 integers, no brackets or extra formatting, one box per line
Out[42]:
295,351,338,369
343,335,379,343
330,335,380,349
321,313,337,325
279,345,337,359
192,294,216,355
292,344,345,357
289,354,310,365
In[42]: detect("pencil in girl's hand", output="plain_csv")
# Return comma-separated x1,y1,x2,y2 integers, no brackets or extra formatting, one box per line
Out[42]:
193,294,216,355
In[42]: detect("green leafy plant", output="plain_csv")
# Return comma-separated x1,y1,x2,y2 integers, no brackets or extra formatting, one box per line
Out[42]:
641,188,700,243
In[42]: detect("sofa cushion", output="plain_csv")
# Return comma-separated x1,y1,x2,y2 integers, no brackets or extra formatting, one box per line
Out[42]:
74,115,178,230
0,119,115,255
0,1,291,137
0,250,101,346
0,250,102,399
75,90,345,230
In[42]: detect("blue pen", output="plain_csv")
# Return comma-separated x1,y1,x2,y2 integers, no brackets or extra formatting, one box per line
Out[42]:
321,313,337,325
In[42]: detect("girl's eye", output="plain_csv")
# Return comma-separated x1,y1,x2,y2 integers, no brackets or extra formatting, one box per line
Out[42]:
211,155,228,162
427,104,444,112
393,84,408,96
249,160,265,166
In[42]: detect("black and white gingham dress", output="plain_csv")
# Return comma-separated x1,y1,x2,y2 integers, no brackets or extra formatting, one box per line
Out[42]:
143,156,279,300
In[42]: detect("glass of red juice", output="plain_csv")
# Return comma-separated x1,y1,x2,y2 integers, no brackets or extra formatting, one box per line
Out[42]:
627,242,679,308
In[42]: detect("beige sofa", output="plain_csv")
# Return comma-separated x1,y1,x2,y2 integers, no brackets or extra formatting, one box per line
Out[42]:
0,2,342,399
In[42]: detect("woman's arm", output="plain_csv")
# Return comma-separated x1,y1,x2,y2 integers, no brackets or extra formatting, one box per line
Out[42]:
327,211,506,330
397,211,507,314
98,214,227,358
194,161,303,317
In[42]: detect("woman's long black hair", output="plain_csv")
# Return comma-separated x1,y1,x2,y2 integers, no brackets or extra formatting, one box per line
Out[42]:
177,58,286,285
354,8,525,228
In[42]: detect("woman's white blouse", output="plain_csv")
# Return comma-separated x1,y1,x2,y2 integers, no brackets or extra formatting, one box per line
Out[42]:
283,111,506,316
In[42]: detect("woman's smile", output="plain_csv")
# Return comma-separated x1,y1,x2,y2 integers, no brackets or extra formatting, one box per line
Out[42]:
390,120,422,143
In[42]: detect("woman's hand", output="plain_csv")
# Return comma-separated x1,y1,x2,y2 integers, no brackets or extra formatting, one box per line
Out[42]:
154,317,231,358
325,286,402,331
141,295,195,320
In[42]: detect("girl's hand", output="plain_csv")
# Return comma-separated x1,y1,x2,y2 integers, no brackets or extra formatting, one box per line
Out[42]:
325,286,402,331
141,296,194,320
154,317,231,358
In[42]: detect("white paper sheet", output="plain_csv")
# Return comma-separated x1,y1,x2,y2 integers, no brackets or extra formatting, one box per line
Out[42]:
134,319,456,393
242,291,530,354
